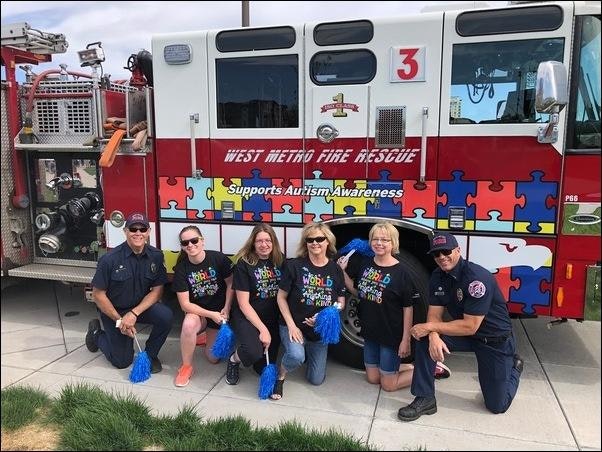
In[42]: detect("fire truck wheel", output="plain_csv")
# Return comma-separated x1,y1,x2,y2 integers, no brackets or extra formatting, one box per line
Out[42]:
329,248,430,369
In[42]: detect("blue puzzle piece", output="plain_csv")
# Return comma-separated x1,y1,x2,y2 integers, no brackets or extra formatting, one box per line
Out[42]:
304,170,334,221
412,208,435,228
476,210,514,232
242,169,273,221
161,200,187,219
509,265,552,315
437,170,477,219
187,177,213,219
366,170,402,217
515,170,558,233
273,204,302,223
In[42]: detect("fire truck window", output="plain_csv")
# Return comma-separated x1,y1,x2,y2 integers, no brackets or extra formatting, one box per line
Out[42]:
456,5,563,37
314,20,373,46
216,27,295,52
71,159,97,189
36,159,58,203
570,16,601,150
216,55,298,129
449,38,564,125
310,50,376,85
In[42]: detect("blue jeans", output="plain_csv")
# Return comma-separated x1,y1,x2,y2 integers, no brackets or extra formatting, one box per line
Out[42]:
363,338,401,374
279,324,328,385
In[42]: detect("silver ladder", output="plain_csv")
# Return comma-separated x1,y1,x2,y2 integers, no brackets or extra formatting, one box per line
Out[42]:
1,22,68,54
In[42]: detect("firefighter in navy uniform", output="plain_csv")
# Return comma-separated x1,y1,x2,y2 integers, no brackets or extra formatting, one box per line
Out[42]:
397,232,523,422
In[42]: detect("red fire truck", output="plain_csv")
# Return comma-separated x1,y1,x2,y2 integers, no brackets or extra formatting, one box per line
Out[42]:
1,2,599,367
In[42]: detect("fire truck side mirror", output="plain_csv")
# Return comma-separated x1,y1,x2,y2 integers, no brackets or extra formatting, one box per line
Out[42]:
535,61,568,114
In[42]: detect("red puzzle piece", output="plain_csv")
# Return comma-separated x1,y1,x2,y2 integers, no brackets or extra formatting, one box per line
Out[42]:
467,181,526,221
159,176,192,210
494,267,521,300
401,180,442,218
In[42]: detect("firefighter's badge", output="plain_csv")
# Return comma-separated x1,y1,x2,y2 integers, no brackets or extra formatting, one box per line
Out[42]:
456,288,463,302
150,262,157,274
468,280,486,298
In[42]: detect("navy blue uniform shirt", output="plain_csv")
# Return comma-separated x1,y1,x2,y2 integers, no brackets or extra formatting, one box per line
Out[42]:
92,241,168,310
429,257,512,338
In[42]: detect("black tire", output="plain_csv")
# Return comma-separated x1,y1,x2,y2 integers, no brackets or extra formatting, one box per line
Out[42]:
329,248,430,369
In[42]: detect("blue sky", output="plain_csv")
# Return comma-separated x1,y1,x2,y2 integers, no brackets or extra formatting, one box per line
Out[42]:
2,1,507,80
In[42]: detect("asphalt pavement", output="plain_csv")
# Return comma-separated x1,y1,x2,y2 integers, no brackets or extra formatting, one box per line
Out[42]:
1,278,600,450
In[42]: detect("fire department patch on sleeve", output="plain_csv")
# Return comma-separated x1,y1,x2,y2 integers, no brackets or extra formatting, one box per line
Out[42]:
468,280,486,298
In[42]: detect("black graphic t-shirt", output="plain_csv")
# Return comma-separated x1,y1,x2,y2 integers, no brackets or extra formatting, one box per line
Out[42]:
348,256,419,348
232,258,281,323
172,250,233,312
279,257,346,342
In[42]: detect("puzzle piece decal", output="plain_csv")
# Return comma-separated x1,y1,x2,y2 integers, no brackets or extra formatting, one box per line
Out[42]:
437,170,477,220
515,171,558,233
467,181,526,221
509,265,552,315
159,177,191,210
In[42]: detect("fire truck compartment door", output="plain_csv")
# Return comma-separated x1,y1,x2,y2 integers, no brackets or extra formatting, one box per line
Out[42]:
311,85,369,142
307,85,369,181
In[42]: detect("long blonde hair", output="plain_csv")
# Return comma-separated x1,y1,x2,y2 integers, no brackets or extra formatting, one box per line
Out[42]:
296,222,337,259
233,223,284,267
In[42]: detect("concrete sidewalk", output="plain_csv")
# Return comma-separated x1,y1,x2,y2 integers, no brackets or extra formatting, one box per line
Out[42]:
1,279,600,450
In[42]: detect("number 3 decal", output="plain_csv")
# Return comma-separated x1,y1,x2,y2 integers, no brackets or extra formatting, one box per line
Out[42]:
397,48,419,80
390,46,426,82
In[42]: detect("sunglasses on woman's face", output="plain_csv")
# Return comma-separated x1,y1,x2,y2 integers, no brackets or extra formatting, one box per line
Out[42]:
431,249,453,258
180,237,202,247
305,236,327,244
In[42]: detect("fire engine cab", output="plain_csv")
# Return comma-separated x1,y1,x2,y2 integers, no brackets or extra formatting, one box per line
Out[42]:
1,2,599,367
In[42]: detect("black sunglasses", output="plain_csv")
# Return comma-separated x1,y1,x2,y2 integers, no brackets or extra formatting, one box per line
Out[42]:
431,249,453,258
305,236,327,244
128,226,148,233
180,237,202,247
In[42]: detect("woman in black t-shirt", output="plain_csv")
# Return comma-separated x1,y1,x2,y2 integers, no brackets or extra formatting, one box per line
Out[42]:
271,222,346,400
224,223,284,386
338,222,417,392
172,225,233,387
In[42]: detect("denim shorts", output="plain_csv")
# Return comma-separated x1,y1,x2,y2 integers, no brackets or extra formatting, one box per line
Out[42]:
363,338,401,374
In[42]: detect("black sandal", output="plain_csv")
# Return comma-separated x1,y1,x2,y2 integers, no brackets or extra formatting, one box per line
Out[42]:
270,379,285,400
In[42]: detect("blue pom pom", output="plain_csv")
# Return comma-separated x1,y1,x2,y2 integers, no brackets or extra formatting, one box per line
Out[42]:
129,350,151,383
314,305,341,344
211,322,235,360
339,238,374,257
258,363,278,399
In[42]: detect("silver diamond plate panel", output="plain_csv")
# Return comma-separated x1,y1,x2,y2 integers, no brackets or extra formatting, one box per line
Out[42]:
1,83,34,270
375,106,406,148
8,263,96,283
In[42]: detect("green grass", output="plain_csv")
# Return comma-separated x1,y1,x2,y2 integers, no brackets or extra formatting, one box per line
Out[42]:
2,384,375,451
1,386,51,430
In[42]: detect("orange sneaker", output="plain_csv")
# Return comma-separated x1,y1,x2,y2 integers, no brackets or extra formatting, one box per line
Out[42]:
175,364,194,387
196,332,207,347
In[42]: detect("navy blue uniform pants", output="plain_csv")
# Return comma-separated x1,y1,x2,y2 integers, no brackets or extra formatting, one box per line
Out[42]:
96,303,173,369
411,334,521,413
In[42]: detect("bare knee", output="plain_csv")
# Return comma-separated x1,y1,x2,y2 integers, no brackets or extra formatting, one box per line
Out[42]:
381,380,398,392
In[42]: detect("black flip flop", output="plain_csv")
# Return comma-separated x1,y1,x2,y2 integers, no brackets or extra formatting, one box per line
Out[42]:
270,379,285,400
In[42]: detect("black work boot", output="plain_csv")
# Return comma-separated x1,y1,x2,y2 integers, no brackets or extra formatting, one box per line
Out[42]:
85,319,101,352
397,396,437,422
